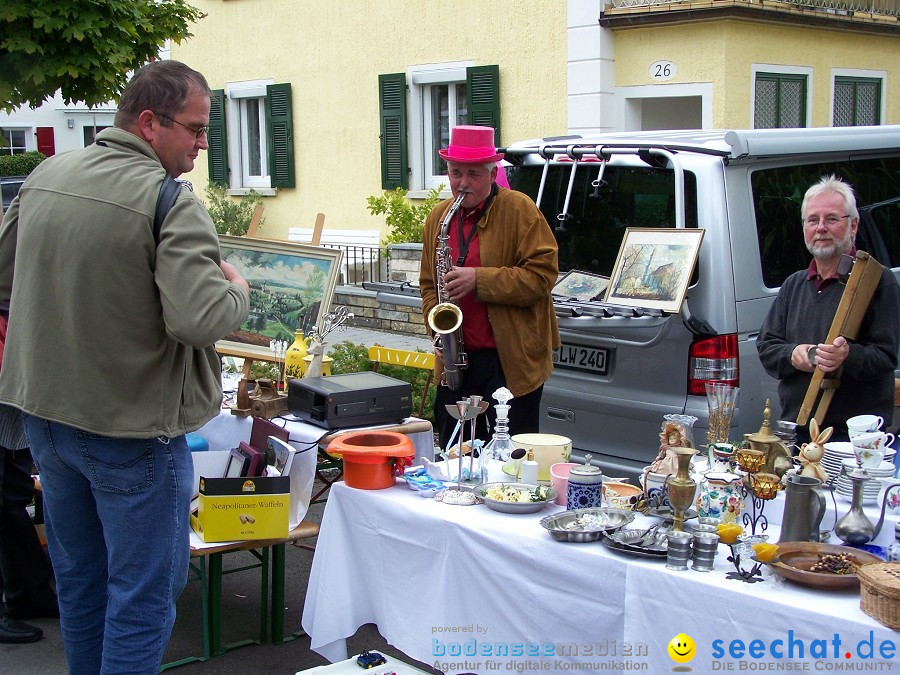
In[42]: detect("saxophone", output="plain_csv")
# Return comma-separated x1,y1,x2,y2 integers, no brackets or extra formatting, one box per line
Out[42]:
428,191,467,390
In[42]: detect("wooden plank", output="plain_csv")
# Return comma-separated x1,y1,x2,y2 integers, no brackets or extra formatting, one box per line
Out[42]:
311,212,325,246
796,252,884,427
247,203,265,238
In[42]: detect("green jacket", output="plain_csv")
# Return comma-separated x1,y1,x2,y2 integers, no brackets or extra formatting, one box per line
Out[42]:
420,186,560,397
0,128,249,438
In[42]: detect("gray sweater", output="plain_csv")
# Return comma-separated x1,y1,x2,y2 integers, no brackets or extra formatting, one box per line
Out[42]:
757,267,899,437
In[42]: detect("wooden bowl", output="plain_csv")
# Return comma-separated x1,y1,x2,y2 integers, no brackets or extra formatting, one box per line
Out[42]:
770,541,881,590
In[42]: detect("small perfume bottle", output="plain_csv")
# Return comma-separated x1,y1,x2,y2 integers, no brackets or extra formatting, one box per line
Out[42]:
521,449,539,485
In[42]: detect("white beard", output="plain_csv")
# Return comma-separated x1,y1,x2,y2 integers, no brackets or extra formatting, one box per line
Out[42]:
806,228,853,261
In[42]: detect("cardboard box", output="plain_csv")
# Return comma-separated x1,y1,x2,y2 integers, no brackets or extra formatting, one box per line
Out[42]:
190,475,290,543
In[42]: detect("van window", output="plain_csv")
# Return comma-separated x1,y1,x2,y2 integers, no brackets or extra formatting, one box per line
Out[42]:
751,157,900,287
507,165,699,275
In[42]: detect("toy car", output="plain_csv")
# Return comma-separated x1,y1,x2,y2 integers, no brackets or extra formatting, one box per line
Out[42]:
356,651,387,669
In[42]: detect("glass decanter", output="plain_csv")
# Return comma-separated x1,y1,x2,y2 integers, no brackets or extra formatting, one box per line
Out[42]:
481,387,517,484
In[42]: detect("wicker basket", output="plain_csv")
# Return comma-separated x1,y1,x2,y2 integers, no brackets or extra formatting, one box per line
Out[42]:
857,562,900,630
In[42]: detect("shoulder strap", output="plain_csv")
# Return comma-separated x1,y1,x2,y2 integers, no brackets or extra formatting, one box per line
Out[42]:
153,175,181,246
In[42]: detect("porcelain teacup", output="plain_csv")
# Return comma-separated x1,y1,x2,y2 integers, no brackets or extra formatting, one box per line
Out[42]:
847,414,884,439
852,431,895,468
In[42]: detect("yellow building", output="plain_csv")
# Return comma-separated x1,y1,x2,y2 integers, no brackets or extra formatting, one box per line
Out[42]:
171,0,569,241
604,0,900,130
170,0,899,241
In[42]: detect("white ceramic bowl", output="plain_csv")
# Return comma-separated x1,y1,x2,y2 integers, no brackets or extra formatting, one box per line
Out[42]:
510,433,572,482
602,482,642,510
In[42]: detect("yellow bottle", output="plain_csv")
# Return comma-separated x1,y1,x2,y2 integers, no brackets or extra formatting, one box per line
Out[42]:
283,330,310,384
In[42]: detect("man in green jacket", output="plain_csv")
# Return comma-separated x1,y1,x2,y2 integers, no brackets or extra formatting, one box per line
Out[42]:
420,125,560,451
0,60,249,673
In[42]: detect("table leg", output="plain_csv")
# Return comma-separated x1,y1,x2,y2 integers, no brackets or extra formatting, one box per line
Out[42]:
259,546,269,645
208,553,224,656
271,543,285,644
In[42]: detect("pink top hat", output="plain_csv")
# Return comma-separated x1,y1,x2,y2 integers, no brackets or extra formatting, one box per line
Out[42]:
439,125,505,164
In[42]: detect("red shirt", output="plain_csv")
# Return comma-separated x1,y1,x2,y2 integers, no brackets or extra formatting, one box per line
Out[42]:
805,246,857,291
448,204,496,351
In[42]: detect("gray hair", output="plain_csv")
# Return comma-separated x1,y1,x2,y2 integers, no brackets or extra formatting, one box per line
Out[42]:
801,175,859,221
115,60,211,129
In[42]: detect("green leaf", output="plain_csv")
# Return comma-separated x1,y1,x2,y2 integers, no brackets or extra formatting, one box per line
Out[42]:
1,0,204,111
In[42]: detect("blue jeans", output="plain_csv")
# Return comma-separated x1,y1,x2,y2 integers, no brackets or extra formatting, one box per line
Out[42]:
24,415,193,674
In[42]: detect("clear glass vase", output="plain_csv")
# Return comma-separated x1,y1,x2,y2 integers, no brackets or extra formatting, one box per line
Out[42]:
705,383,739,444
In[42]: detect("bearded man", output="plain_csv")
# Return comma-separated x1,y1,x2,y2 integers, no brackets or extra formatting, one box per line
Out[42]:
757,175,899,442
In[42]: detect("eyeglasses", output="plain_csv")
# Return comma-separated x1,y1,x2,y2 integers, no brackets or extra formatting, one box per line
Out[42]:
804,214,850,227
155,112,208,139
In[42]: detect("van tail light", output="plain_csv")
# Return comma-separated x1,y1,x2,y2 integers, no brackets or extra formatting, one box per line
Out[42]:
688,334,739,396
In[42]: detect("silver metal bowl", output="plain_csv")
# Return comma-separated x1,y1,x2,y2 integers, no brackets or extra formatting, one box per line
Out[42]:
540,507,636,542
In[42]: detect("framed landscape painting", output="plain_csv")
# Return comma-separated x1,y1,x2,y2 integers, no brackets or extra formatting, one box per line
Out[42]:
217,235,343,358
604,227,704,313
552,270,610,301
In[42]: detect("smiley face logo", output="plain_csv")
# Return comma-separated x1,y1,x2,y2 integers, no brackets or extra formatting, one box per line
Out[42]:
668,633,696,664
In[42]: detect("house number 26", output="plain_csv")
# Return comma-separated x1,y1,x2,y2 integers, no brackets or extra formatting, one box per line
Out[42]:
649,60,676,81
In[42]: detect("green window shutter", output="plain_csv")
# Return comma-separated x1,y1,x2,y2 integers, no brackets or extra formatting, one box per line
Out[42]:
207,89,228,186
266,83,295,189
467,65,500,145
379,73,408,190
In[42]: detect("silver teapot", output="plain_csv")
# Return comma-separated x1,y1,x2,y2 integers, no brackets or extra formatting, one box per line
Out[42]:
834,465,900,546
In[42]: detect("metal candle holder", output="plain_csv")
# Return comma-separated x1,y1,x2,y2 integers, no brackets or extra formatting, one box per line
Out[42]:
724,544,766,583
444,395,490,487
738,462,783,536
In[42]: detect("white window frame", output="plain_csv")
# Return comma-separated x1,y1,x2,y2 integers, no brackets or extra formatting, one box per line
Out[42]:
751,64,813,129
225,79,274,194
0,128,29,155
830,68,885,127
407,61,474,197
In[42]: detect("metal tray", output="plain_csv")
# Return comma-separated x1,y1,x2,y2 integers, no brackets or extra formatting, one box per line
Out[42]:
600,533,668,559
540,508,635,542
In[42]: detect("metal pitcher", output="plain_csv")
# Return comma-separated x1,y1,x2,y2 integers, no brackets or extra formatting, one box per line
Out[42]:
779,474,825,542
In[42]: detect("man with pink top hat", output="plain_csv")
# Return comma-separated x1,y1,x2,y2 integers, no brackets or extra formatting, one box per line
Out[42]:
420,125,560,451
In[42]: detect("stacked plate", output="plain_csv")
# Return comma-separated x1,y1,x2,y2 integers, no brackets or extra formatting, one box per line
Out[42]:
822,441,895,484
834,457,896,504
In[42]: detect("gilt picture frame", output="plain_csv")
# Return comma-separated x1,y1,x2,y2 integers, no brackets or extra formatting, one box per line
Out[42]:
217,235,343,358
604,227,705,313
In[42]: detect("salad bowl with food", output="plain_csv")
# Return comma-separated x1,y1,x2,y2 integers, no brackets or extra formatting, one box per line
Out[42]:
474,482,557,514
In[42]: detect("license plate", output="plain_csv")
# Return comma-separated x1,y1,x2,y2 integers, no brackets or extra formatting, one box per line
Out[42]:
553,343,609,375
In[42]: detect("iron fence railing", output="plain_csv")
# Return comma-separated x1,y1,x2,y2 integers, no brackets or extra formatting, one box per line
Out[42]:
607,0,900,16
320,243,389,285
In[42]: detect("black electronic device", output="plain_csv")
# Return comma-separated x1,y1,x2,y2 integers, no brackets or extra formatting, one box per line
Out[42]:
287,372,412,430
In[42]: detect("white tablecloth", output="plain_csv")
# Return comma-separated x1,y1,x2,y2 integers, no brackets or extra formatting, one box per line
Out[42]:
302,482,899,673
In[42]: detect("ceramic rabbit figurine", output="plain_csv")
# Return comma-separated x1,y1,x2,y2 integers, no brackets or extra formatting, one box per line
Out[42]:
797,419,832,482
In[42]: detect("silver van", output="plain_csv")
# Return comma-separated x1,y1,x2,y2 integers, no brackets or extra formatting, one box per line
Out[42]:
499,126,900,480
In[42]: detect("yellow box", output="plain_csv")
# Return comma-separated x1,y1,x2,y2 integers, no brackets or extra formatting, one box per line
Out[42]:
190,476,290,543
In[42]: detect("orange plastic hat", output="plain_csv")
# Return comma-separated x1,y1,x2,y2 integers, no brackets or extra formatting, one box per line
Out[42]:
327,431,415,490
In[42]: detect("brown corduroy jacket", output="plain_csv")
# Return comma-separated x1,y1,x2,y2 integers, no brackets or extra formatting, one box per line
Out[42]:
419,186,560,397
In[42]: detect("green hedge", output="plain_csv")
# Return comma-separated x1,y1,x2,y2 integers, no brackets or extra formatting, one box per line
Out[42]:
0,151,46,177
